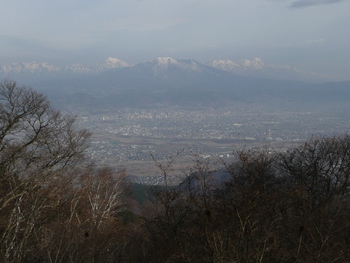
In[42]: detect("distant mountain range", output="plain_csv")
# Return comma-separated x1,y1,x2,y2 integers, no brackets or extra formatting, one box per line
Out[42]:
208,58,327,82
0,57,129,81
1,57,349,109
0,57,329,83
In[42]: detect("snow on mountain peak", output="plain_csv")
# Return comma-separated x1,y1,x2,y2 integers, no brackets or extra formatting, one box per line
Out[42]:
209,57,326,81
0,61,59,74
64,58,129,74
135,57,208,76
150,57,179,70
154,57,178,64
150,57,207,74
142,57,177,73
0,58,130,78
210,58,266,73
252,58,265,67
103,57,129,69
211,59,239,71
241,58,265,69
0,57,327,82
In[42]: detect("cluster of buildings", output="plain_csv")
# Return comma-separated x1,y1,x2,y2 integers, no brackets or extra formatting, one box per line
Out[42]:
79,104,348,174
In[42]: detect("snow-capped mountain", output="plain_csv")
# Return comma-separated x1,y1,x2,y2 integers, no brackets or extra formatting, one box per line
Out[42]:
0,61,59,75
0,56,330,84
129,57,220,76
209,58,326,82
3,56,346,110
0,58,129,79
210,59,240,72
63,57,129,74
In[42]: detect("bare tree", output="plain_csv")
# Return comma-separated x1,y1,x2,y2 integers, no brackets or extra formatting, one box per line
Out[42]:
36,167,128,263
141,138,350,262
79,167,126,229
0,80,91,262
276,135,350,262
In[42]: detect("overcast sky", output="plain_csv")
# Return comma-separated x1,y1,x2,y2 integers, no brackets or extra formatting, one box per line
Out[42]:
0,0,349,80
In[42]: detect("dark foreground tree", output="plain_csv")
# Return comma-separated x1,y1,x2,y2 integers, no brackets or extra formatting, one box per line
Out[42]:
141,136,350,262
276,135,350,262
0,80,91,262
35,167,131,263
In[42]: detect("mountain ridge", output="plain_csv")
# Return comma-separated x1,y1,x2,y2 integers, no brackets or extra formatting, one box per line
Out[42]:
2,57,348,110
0,57,331,83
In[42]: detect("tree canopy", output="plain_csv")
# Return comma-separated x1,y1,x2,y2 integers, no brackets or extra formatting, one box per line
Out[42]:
0,80,91,261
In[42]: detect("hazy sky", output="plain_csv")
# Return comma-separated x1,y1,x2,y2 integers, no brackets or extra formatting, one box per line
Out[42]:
0,0,349,80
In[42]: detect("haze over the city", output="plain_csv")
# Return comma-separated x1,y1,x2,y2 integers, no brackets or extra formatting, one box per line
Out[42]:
1,0,349,81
